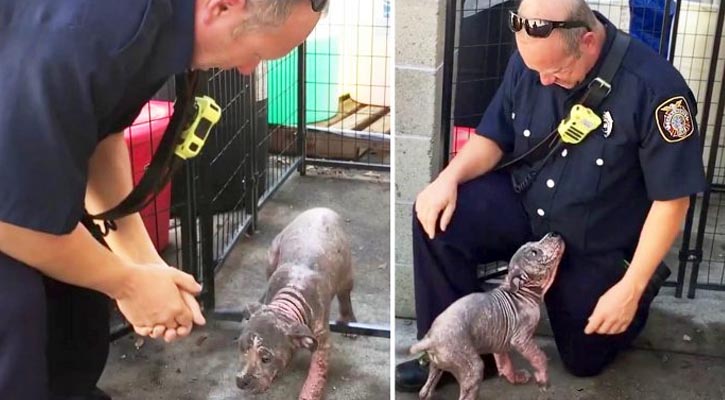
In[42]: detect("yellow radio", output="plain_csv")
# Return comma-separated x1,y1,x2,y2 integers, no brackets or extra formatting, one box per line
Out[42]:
175,96,222,160
557,104,602,144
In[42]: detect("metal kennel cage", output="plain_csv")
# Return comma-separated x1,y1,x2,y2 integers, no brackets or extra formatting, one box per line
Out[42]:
441,0,725,298
111,35,390,339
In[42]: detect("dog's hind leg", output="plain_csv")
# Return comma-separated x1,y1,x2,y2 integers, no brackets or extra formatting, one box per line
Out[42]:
418,364,443,400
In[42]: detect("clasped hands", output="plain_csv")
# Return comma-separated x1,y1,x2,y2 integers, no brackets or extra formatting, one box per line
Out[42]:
115,262,207,343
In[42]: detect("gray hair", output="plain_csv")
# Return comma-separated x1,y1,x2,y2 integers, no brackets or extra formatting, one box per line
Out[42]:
559,0,599,55
236,0,326,33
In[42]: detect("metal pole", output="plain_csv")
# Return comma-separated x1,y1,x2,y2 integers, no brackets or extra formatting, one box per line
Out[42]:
297,42,307,176
249,73,259,230
439,0,458,168
666,0,683,62
659,0,673,59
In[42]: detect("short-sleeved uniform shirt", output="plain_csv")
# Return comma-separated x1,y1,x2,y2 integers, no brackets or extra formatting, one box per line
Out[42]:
476,12,707,256
0,0,194,236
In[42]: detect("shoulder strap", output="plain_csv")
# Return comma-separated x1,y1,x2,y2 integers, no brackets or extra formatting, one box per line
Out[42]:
88,71,200,222
495,30,631,172
581,30,630,110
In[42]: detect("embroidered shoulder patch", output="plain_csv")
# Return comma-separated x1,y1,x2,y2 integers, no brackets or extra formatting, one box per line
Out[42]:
655,96,694,143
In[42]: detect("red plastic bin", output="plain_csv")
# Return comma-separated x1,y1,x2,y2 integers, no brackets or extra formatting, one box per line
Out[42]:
122,101,174,252
451,126,475,156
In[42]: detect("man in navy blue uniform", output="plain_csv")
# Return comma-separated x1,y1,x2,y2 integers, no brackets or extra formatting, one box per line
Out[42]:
0,1,325,399
396,0,706,392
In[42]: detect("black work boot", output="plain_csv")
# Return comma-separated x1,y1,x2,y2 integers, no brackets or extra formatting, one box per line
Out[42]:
644,263,671,301
395,353,498,393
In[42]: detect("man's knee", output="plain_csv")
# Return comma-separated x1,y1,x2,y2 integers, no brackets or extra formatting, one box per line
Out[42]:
558,346,614,377
0,259,48,400
550,317,629,378
0,261,45,331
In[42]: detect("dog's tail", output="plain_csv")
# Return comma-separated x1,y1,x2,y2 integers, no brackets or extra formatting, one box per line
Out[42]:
409,337,433,355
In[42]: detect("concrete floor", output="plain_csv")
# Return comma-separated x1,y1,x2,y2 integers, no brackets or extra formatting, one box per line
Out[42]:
99,167,391,400
395,286,725,400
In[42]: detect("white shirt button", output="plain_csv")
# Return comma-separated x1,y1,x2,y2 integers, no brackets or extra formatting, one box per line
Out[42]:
512,112,516,120
523,129,531,137
537,208,545,217
561,149,568,157
546,179,555,188
596,158,604,166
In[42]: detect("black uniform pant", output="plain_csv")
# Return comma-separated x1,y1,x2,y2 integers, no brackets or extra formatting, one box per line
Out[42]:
413,171,656,377
0,220,110,400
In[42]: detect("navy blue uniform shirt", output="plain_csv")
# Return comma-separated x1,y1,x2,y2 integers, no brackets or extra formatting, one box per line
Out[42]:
0,0,194,235
477,13,707,256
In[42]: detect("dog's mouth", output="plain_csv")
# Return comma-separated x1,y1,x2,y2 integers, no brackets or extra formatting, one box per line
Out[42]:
239,379,272,394
237,369,278,394
539,238,565,266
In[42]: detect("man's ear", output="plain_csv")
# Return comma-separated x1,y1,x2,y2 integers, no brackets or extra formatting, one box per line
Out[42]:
287,324,318,352
201,0,246,23
241,302,264,320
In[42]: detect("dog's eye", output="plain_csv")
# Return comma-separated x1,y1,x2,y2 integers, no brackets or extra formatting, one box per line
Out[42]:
261,354,271,364
529,249,539,257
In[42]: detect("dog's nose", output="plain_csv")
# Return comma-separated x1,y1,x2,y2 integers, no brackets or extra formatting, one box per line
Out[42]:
236,375,251,390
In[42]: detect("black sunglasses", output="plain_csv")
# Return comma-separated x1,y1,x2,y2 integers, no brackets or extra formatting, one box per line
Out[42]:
508,11,590,38
311,0,328,12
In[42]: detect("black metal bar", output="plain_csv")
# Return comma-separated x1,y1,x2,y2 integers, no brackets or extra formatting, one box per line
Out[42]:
440,0,458,168
688,2,725,299
666,0,683,62
328,321,390,339
297,42,307,176
659,0,673,58
178,72,200,281
675,224,696,298
243,76,256,234
305,158,391,172
179,162,198,278
711,183,725,192
197,153,216,309
692,282,725,292
211,309,390,339
249,73,259,230
190,71,216,309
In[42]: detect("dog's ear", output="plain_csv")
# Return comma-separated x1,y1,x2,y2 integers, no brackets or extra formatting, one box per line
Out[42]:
510,276,522,293
287,323,318,352
504,268,523,294
241,302,264,320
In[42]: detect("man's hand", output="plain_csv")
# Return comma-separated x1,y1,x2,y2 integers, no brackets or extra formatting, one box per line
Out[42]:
415,176,458,239
584,278,641,335
135,290,206,342
115,263,203,338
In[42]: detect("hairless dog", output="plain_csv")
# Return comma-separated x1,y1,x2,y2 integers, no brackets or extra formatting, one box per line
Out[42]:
235,208,356,400
410,233,565,400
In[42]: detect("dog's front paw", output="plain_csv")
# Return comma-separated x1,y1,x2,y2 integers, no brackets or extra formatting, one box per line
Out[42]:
513,369,531,384
537,379,550,392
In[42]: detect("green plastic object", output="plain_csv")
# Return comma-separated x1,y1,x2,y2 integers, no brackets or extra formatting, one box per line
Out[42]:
267,37,339,125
